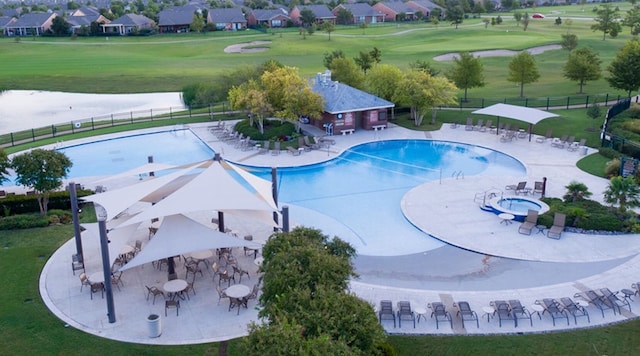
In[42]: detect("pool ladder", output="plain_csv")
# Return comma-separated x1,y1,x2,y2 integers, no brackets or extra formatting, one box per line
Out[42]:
474,188,503,210
452,170,464,180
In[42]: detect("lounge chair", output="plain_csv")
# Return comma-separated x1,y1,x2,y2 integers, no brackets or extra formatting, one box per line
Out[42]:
547,213,566,239
600,288,632,314
568,138,586,152
514,181,528,195
564,135,575,149
428,302,452,329
258,140,269,154
397,301,416,328
558,297,590,325
298,136,312,152
532,181,544,196
574,290,614,318
473,118,484,131
455,301,479,328
509,300,533,327
378,300,396,327
552,134,568,148
480,119,492,133
535,298,569,326
270,141,281,156
465,117,474,131
518,209,538,235
500,130,515,142
317,135,335,146
304,136,321,149
536,129,552,143
491,300,516,327
491,122,504,134
287,146,301,156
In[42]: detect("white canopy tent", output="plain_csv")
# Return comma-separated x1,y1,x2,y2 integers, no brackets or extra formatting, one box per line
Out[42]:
118,214,262,271
79,222,141,271
472,103,559,141
91,162,178,184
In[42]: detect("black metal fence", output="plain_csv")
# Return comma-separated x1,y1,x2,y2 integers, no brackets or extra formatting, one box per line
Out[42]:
457,93,624,111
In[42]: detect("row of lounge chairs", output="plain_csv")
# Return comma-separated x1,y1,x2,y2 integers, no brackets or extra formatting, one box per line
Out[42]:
505,181,543,196
518,210,566,239
464,117,493,133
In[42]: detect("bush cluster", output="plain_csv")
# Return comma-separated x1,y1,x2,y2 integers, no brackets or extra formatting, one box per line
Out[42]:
0,189,92,217
540,197,637,233
235,118,296,141
0,214,49,230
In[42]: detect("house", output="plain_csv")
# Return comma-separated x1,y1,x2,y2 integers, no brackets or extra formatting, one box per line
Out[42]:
310,71,394,134
0,17,17,36
209,8,246,30
4,12,57,36
70,6,101,17
373,1,418,22
102,13,154,35
332,3,385,25
247,9,289,28
158,6,209,33
289,5,336,26
406,0,444,19
67,14,110,34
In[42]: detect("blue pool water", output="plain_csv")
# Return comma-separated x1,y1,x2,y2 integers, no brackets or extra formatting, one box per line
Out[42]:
498,198,541,213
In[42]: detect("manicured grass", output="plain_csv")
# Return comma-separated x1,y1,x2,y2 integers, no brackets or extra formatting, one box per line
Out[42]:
577,153,612,178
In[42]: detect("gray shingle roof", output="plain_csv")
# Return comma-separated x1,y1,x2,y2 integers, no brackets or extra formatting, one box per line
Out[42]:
377,1,416,14
337,3,383,17
158,6,199,26
110,13,153,26
297,5,335,19
209,8,246,23
67,15,103,27
0,17,16,27
251,9,289,21
7,13,55,27
311,72,394,113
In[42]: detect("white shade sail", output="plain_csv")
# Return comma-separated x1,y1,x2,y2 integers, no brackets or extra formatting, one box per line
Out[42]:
118,214,262,271
91,162,178,184
80,222,141,271
472,103,559,125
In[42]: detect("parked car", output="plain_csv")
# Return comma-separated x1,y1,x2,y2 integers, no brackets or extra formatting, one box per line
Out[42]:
532,13,545,19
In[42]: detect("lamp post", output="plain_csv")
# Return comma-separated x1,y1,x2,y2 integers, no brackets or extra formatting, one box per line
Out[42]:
69,182,83,263
95,204,116,323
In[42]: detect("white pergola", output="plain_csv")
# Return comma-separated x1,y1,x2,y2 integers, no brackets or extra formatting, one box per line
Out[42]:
472,103,559,141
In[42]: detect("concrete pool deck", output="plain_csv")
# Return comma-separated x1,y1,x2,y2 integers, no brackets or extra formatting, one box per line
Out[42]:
38,121,640,342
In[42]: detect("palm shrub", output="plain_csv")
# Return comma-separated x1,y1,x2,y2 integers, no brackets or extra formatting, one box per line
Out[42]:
604,175,640,214
563,181,592,202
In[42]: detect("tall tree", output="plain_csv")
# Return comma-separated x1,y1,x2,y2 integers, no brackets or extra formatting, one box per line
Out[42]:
261,66,324,121
513,11,522,26
320,21,334,41
586,102,602,131
335,8,352,25
366,64,403,101
507,52,540,98
369,47,382,64
299,8,316,27
323,50,345,69
395,71,458,126
561,33,578,51
522,12,530,31
563,47,601,94
604,175,640,213
0,148,9,184
51,16,71,36
329,57,365,89
591,4,621,40
228,79,272,134
607,39,640,97
447,52,485,102
11,149,72,216
622,6,640,37
354,51,373,73
446,4,464,29
190,13,204,33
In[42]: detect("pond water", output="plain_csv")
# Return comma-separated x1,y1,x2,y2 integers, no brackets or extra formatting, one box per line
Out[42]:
0,90,184,134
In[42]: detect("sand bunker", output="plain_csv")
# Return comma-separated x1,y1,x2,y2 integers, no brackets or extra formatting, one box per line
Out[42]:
433,44,562,61
223,41,271,53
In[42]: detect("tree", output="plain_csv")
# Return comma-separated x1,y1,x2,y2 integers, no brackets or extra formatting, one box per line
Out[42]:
359,22,367,35
260,66,324,121
366,64,403,101
336,8,352,25
323,50,345,69
563,47,602,94
591,4,621,40
228,80,272,134
354,51,373,73
11,149,72,216
190,13,204,33
496,15,503,25
395,71,458,126
607,39,640,97
329,57,365,89
320,21,334,40
604,175,640,213
587,102,602,131
447,52,485,102
0,149,9,184
299,8,316,27
555,17,562,26
513,11,522,26
369,47,382,64
446,4,464,29
507,52,540,98
563,181,592,202
622,7,640,37
561,33,578,51
522,12,530,31
409,60,439,76
51,16,71,36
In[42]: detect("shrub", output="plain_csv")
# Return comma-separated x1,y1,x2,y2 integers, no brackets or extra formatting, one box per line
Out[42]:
235,118,296,141
537,213,553,228
576,213,624,232
0,214,49,230
598,147,620,159
605,158,620,177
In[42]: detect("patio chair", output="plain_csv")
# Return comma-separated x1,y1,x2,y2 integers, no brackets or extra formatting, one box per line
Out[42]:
536,129,552,143
574,291,614,318
133,240,142,256
218,269,235,287
600,288,632,314
229,297,245,315
183,281,196,300
509,300,533,327
491,122,504,134
378,300,396,327
492,300,516,327
535,299,569,326
270,141,281,156
397,301,416,328
89,281,104,300
71,254,84,275
564,135,575,149
232,265,250,283
553,134,568,148
633,282,640,296
547,213,566,239
532,181,544,196
110,271,124,291
287,146,301,156
558,297,590,325
258,140,269,155
243,283,260,305
185,262,203,280
518,209,539,235
465,117,474,131
79,272,91,292
304,135,321,149
514,181,528,195
429,302,452,329
298,136,312,152
454,301,479,328
165,299,180,316
473,118,484,131
568,138,586,152
500,130,515,142
216,285,228,305
146,285,165,305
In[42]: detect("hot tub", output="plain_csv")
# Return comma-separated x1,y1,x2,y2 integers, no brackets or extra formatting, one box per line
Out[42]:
486,196,550,222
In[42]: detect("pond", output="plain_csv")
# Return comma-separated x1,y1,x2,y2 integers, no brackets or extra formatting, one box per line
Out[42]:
0,90,184,134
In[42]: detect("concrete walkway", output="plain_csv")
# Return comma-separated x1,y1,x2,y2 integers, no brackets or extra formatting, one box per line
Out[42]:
38,121,640,343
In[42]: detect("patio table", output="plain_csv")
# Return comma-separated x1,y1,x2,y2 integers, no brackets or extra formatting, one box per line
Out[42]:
164,279,188,301
225,284,250,299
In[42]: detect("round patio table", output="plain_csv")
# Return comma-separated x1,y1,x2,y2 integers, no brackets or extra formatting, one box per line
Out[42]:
190,250,213,261
225,284,250,299
89,272,105,284
498,213,515,225
164,279,188,300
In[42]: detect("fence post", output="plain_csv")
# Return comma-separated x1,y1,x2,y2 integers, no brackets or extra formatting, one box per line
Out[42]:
585,96,589,108
31,128,36,142
111,114,114,126
605,93,609,106
51,124,56,137
150,109,153,120
189,107,192,118
91,118,95,130
170,107,173,120
10,133,14,146
546,97,549,110
566,96,570,109
525,98,528,107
